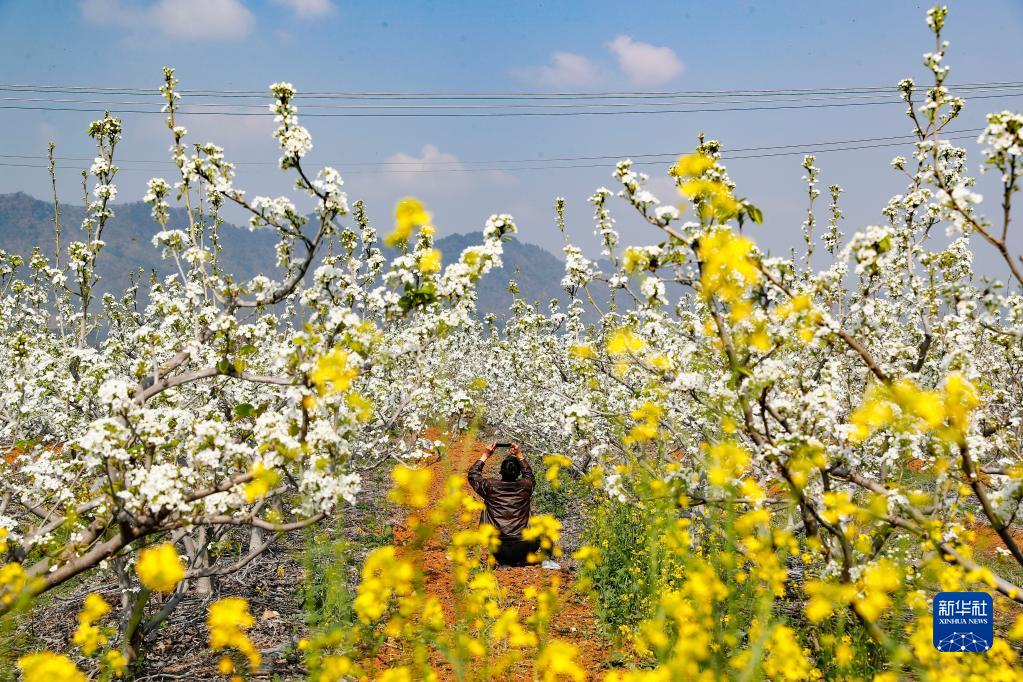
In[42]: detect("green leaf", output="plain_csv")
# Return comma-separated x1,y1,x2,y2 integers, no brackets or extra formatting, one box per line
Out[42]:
216,359,231,374
747,205,764,225
234,403,256,418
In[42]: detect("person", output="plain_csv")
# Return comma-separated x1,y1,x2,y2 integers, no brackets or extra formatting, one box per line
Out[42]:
467,441,556,568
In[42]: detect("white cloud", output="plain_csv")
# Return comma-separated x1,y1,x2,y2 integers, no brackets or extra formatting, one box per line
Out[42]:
384,144,463,174
377,145,515,193
605,35,684,86
80,0,255,41
271,0,334,19
510,52,600,89
380,144,467,193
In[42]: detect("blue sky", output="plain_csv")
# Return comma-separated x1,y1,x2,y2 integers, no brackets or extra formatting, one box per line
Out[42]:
2,0,1023,273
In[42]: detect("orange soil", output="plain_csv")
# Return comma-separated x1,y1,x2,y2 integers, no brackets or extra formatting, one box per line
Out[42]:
970,521,1023,557
375,430,611,680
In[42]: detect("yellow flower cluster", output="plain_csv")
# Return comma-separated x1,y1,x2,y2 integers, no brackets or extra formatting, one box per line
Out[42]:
626,562,730,677
389,464,433,509
543,453,574,489
387,197,432,246
606,327,646,355
848,372,980,444
705,440,750,487
760,625,819,681
568,343,595,359
697,229,761,303
670,152,715,179
493,606,539,648
417,247,442,273
243,461,280,502
135,542,184,593
522,514,563,558
536,639,585,682
803,558,903,623
622,247,656,274
820,490,858,524
310,346,359,396
773,292,822,344
623,401,663,445
345,391,374,423
72,593,111,655
16,652,86,682
680,179,741,221
671,153,740,220
0,560,28,605
353,545,415,624
208,597,261,674
448,524,499,585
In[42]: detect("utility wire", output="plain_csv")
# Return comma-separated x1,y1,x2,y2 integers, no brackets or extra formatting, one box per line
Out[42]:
6,82,1023,109
0,133,980,175
2,80,1023,100
9,90,1020,110
0,128,986,167
2,91,1021,118
4,83,1023,110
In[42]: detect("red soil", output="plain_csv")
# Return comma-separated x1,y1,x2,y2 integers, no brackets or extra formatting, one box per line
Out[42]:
373,430,610,680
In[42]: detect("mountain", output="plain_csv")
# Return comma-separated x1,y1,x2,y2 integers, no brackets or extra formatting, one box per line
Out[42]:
0,192,574,322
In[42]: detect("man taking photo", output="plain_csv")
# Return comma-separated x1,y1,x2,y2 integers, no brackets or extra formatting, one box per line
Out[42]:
467,441,557,568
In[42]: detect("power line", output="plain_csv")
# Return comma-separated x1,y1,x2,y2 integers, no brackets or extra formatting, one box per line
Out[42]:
0,133,980,175
0,91,991,110
5,85,1023,112
2,90,1021,118
3,80,1022,100
0,128,985,167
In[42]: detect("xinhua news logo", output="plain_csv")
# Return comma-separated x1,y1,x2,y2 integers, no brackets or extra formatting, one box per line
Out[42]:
932,591,993,652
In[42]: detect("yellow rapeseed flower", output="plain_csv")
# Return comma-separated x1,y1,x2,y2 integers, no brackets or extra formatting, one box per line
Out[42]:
543,454,573,489
568,343,595,359
854,559,902,622
671,152,716,178
345,391,374,423
706,441,750,487
821,491,858,524
943,371,980,441
763,625,818,681
310,346,359,396
606,327,646,355
537,639,585,682
387,197,431,246
17,653,86,682
389,464,433,508
523,514,563,556
135,543,184,594
243,462,280,502
104,650,127,677
0,561,28,605
72,593,111,655
680,178,741,220
417,247,442,273
208,597,261,669
697,229,761,302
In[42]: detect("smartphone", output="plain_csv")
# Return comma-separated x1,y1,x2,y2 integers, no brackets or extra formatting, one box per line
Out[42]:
494,442,512,455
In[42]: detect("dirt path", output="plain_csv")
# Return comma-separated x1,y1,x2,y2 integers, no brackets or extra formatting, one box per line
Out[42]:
384,429,610,680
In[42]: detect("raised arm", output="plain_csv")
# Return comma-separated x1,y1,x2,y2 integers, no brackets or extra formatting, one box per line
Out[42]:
468,443,496,497
511,443,535,490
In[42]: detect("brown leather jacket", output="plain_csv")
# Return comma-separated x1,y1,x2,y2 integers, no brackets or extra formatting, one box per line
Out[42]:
467,457,535,540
